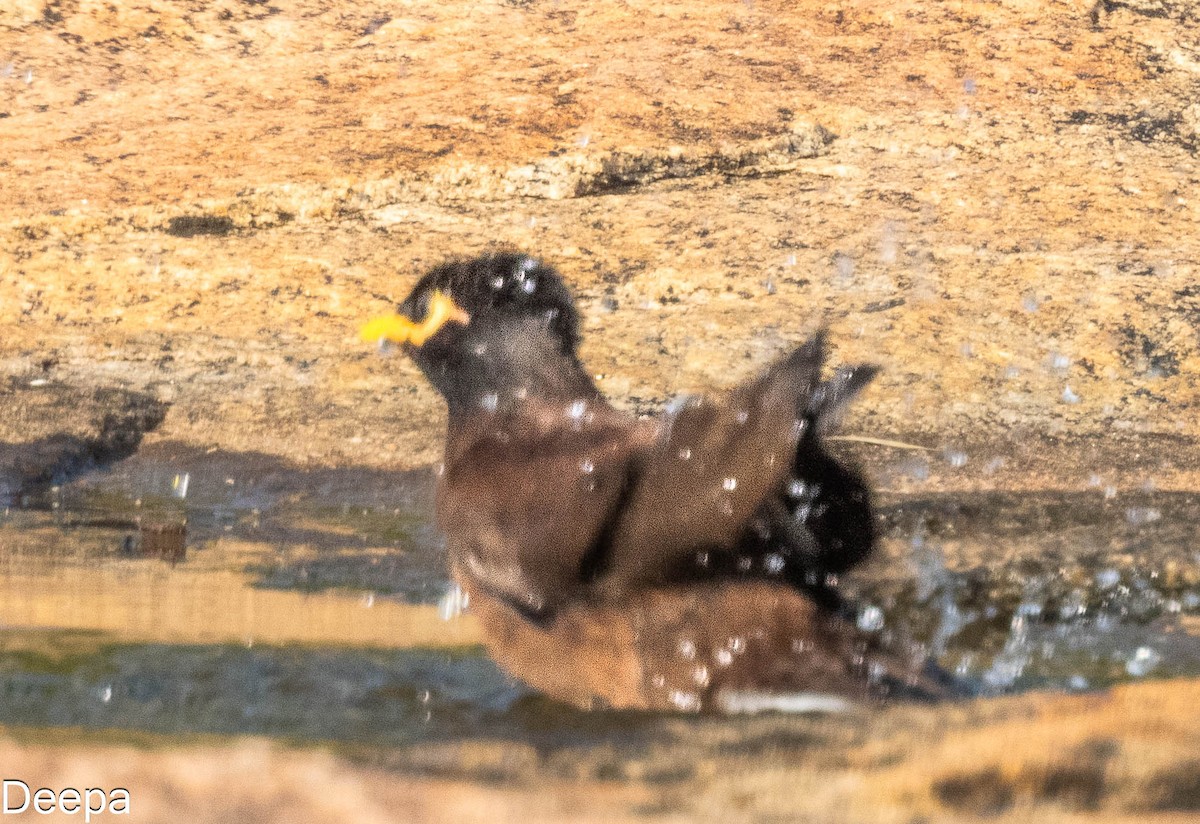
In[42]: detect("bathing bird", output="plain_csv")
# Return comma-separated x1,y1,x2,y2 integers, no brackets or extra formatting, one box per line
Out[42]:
364,252,949,711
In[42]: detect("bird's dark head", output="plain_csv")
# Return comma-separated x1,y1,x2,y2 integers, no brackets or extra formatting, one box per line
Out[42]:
362,252,596,415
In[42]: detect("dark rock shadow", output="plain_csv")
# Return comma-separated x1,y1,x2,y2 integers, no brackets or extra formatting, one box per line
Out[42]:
0,381,167,504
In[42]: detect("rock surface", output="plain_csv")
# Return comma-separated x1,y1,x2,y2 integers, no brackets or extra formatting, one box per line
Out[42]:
5,677,1200,823
1,1,1199,821
0,0,1196,478
0,378,166,500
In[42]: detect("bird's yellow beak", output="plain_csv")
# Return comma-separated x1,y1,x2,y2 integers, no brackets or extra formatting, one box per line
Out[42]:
360,290,471,347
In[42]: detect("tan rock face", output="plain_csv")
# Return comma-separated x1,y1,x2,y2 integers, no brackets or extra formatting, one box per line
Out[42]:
1,0,1196,476
0,379,165,496
1,3,1199,820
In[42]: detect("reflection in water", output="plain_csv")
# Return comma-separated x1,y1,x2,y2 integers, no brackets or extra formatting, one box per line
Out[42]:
134,520,187,563
0,637,522,747
0,447,1198,746
0,554,481,649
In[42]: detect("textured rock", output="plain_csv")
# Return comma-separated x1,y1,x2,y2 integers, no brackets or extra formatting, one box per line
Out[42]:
0,379,166,500
1,1,1199,820
4,677,1200,823
0,0,1197,480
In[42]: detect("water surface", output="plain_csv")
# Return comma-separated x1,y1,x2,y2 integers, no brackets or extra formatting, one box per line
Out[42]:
2,445,1199,752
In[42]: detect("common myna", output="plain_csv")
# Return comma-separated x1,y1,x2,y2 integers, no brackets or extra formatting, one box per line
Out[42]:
364,252,950,710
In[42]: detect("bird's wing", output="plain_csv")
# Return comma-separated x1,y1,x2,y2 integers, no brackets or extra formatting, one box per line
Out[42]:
599,335,832,593
437,402,649,620
746,360,880,577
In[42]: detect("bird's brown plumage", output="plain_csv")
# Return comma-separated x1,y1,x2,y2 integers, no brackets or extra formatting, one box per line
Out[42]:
367,251,955,710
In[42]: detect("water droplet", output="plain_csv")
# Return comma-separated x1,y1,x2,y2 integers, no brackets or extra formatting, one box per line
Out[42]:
1125,646,1161,677
857,605,885,632
714,648,733,667
1015,605,1036,626
1062,385,1080,404
99,685,112,703
944,449,968,468
963,76,976,94
669,690,702,712
568,399,587,419
737,556,752,571
1021,291,1040,312
490,276,505,289
1058,589,1087,620
787,479,808,498
735,409,749,424
480,392,499,412
677,447,692,460
695,551,710,568
764,553,785,574
879,223,899,264
722,477,738,492
438,584,470,620
677,639,697,660
521,277,537,294
692,666,710,687
579,458,595,473
1095,568,1121,590
833,253,855,282
1125,507,1161,525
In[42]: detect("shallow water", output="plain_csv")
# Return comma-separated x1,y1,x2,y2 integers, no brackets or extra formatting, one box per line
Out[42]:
2,446,1199,751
